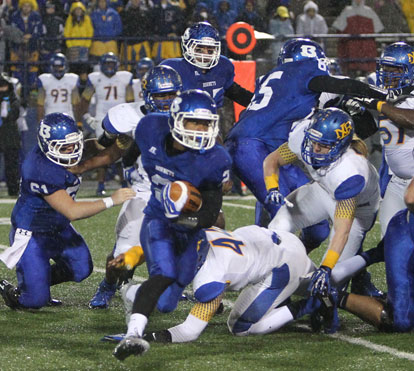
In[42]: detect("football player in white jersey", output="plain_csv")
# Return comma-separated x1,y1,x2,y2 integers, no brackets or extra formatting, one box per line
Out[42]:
264,108,380,304
71,65,183,309
132,58,154,103
79,52,135,195
37,53,81,122
347,42,414,236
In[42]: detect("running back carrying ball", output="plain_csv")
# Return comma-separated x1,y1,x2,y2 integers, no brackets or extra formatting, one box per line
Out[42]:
169,181,202,213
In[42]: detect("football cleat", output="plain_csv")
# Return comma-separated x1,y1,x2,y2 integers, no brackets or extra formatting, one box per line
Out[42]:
0,280,21,309
351,270,385,299
143,330,172,343
316,287,340,334
113,336,150,360
101,333,126,343
47,298,63,307
89,279,117,309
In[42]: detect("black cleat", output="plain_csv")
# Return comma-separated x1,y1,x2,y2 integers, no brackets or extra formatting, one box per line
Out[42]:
0,280,21,309
113,336,150,360
47,298,63,307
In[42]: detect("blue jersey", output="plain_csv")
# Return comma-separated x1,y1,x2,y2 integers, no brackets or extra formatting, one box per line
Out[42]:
135,113,232,220
11,146,81,233
160,56,235,108
226,59,329,150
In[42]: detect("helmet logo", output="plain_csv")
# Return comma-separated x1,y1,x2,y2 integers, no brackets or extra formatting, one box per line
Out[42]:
300,45,317,58
141,78,147,90
335,121,352,140
39,122,51,139
171,97,182,113
408,52,414,64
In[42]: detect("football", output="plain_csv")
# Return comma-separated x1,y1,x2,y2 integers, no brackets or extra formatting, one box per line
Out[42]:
169,181,203,213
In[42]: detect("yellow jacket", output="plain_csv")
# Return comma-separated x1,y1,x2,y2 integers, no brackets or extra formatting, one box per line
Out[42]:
64,2,94,48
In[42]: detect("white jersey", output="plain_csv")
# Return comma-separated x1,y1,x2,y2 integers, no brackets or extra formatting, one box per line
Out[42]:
377,94,414,179
289,119,379,204
132,78,144,102
38,73,79,117
87,71,133,121
193,226,311,293
105,101,150,192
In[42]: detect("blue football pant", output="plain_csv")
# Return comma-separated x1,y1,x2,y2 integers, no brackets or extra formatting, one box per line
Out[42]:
11,224,93,309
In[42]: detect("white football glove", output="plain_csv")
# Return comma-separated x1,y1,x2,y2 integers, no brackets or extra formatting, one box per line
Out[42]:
83,113,100,130
160,183,188,219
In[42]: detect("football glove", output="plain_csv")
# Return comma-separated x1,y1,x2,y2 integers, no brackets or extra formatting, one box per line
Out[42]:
342,98,365,116
123,165,135,186
161,183,188,219
386,85,414,103
351,97,380,111
83,113,100,130
265,188,293,208
309,266,332,297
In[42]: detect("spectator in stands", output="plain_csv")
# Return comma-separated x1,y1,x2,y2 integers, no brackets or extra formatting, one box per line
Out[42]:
332,0,383,77
0,18,24,73
268,6,293,64
265,0,291,26
151,0,185,62
0,73,21,196
295,1,328,48
236,0,264,31
401,0,414,34
9,0,43,90
214,0,237,37
120,0,152,69
374,0,409,34
40,1,65,73
90,0,122,62
187,1,218,29
63,2,93,82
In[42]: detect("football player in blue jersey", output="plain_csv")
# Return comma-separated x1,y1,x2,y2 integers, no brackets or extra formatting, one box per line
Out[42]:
71,65,183,309
225,38,387,249
160,22,253,109
0,113,135,310
112,89,232,360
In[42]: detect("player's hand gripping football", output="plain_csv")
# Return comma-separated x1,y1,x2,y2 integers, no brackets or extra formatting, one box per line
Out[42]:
265,188,293,208
161,183,188,218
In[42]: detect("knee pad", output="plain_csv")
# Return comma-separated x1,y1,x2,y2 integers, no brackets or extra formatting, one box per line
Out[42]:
194,282,226,303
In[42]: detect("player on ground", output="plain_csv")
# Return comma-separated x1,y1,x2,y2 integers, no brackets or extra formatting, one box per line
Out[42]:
112,89,232,360
264,108,380,322
160,22,253,109
78,52,135,195
37,53,81,122
0,113,135,310
74,65,182,309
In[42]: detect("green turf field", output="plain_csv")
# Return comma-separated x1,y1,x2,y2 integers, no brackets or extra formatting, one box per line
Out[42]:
0,191,413,371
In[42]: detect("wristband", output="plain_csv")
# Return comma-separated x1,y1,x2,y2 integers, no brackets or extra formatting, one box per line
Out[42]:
377,101,385,113
265,173,279,191
321,249,340,269
103,197,114,209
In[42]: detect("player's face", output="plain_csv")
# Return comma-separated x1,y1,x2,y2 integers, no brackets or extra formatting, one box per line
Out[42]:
195,45,216,63
311,140,331,155
383,65,404,89
153,92,177,111
183,119,211,132
60,143,76,154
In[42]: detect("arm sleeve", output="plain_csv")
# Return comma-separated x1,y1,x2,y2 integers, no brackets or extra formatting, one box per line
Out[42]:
121,142,141,167
224,82,254,107
176,187,222,229
334,198,357,220
277,142,298,164
309,75,387,100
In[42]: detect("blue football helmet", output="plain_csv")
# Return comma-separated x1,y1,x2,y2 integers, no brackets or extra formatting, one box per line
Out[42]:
141,65,183,113
135,57,154,79
38,113,84,167
170,89,219,151
100,52,119,77
278,38,326,65
50,53,67,79
376,42,414,90
301,108,354,167
182,22,221,69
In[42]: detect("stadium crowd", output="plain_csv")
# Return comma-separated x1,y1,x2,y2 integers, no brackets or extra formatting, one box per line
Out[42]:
0,0,414,362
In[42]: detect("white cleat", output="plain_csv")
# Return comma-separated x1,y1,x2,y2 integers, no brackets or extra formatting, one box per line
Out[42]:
113,336,150,360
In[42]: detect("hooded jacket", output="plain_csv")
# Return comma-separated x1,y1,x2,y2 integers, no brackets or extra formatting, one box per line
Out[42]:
64,2,94,48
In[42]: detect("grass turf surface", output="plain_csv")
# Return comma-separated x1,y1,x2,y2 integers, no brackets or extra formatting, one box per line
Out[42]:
0,192,413,371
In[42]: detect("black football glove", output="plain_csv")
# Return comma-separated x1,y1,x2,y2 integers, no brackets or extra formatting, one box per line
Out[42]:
386,85,414,103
